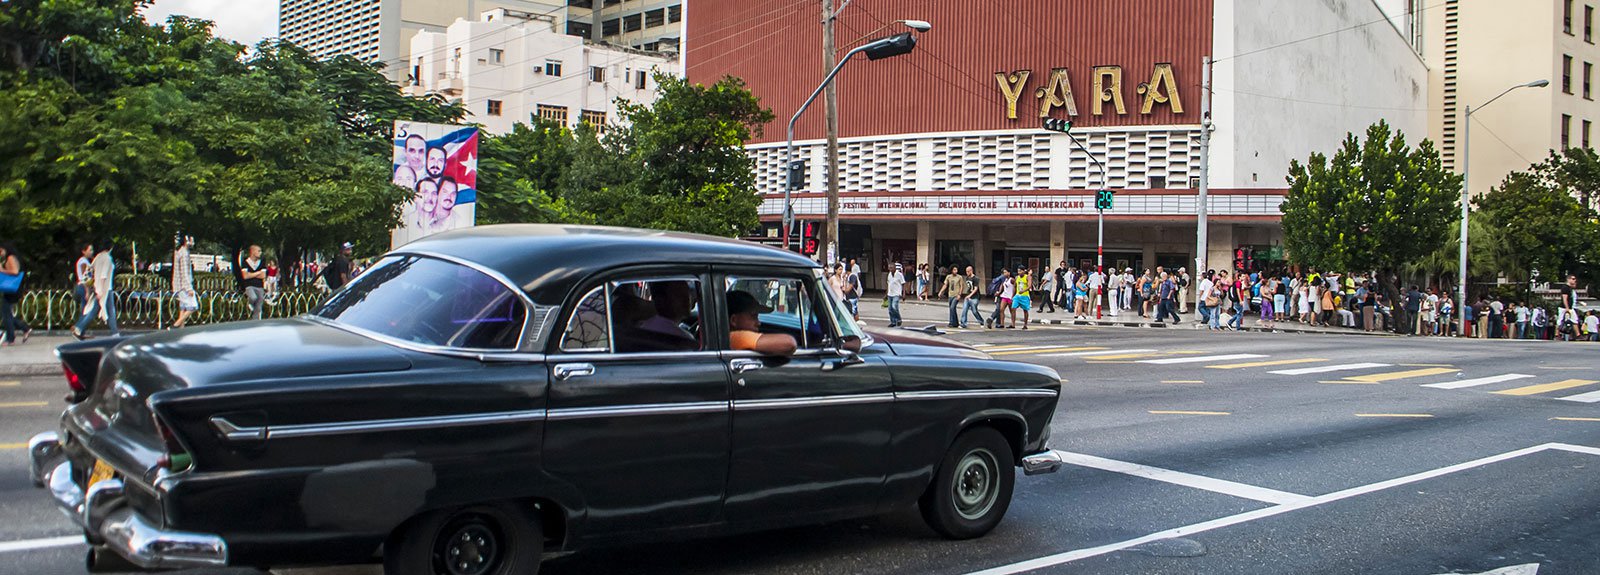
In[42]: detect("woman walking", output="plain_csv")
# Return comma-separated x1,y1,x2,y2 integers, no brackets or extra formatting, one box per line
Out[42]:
73,241,93,315
73,240,120,340
171,234,198,329
0,242,33,346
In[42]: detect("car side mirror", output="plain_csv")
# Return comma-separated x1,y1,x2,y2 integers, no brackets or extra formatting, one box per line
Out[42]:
821,348,865,371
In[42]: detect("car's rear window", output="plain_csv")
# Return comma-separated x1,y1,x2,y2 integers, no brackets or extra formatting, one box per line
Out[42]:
315,255,526,350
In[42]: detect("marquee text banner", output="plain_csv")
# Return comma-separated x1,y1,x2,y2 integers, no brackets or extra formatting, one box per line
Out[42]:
759,193,1284,217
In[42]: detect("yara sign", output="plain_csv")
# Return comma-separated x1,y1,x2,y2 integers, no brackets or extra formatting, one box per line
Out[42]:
994,64,1183,120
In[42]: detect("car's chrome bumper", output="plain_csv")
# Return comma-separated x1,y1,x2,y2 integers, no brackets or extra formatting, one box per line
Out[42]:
1021,450,1064,475
29,433,229,570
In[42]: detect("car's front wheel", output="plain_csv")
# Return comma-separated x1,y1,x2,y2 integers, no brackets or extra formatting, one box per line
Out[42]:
384,503,542,575
919,427,1016,539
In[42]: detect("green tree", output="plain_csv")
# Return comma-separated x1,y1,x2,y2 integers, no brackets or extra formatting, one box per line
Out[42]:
1475,149,1600,290
1281,121,1461,303
476,119,587,225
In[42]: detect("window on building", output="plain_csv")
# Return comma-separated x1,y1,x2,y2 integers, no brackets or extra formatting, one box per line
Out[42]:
545,59,563,77
1565,55,1574,93
604,0,620,5
590,65,604,83
602,18,620,36
566,21,592,38
669,4,682,23
643,41,660,51
1149,176,1167,189
489,48,503,64
487,100,503,117
1586,119,1593,147
1567,0,1575,34
1588,5,1595,42
581,109,607,130
635,70,648,90
1587,62,1594,99
567,0,593,8
1563,114,1573,148
624,13,642,32
645,8,665,27
537,104,570,125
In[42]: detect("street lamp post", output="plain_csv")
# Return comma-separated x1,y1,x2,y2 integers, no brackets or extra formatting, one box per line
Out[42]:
1459,79,1548,335
782,21,929,255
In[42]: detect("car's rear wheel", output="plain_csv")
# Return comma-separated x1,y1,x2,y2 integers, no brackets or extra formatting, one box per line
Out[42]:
919,427,1016,539
384,503,541,575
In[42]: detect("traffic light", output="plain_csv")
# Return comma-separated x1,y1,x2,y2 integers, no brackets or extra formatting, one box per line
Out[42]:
786,159,805,191
800,221,819,255
1095,189,1114,210
1042,118,1073,133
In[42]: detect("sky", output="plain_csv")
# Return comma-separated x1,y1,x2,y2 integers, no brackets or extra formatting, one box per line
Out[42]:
141,0,279,46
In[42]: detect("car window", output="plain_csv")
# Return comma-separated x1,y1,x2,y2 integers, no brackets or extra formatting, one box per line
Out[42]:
558,276,704,354
315,255,527,350
723,276,825,350
812,268,870,347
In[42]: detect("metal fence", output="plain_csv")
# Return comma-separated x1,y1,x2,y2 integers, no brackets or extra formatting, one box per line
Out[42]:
14,289,328,332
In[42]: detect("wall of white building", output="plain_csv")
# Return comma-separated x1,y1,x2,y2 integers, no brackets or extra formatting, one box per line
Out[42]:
410,9,676,134
1211,0,1430,190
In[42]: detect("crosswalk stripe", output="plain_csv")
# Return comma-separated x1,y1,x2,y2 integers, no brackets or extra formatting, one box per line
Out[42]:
989,346,1106,356
983,344,1068,352
1339,367,1459,383
1040,348,1155,357
1206,358,1327,370
1422,373,1535,390
1139,354,1267,365
1269,362,1391,375
1557,389,1600,403
1084,352,1168,360
1149,410,1231,416
1494,379,1600,397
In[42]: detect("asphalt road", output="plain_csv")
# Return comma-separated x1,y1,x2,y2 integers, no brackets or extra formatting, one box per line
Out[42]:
2,323,1598,575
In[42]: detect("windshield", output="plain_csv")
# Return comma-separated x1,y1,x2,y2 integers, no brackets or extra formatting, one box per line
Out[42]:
813,268,873,348
314,255,527,350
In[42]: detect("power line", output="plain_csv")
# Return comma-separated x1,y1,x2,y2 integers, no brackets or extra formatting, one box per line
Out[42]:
1470,115,1535,166
1216,1,1445,62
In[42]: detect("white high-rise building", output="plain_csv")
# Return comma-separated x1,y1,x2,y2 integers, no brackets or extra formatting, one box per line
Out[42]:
409,8,677,135
278,0,682,83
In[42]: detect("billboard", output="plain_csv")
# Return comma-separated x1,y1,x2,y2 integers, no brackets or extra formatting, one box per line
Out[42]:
391,121,479,247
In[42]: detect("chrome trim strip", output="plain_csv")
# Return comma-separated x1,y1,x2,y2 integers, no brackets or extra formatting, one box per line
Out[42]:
735,393,896,411
555,350,725,362
100,507,229,569
546,401,729,421
1022,450,1065,476
895,389,1059,401
211,410,545,441
27,431,61,488
307,315,530,360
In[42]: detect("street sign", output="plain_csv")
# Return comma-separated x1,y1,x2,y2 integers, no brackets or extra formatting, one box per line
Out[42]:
1095,189,1114,210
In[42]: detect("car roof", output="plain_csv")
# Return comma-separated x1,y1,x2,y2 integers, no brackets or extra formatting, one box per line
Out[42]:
394,224,820,305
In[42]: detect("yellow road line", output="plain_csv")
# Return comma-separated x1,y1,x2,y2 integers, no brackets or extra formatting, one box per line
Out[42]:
980,344,1033,351
1339,367,1460,383
1494,379,1600,396
1355,413,1435,418
989,346,1107,356
1149,410,1230,416
1399,363,1456,367
0,443,25,450
1161,380,1204,384
1551,417,1600,422
0,380,19,387
1538,366,1590,370
0,401,48,409
1206,358,1327,370
1318,380,1380,384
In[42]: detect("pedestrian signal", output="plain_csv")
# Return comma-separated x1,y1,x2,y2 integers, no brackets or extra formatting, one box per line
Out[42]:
1095,189,1114,210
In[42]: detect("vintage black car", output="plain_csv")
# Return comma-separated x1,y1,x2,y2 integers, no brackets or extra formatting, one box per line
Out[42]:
29,225,1063,574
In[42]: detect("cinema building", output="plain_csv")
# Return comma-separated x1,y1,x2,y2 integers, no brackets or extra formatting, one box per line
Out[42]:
685,0,1431,288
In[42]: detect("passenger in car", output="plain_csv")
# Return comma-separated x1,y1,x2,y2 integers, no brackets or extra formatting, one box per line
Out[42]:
616,281,700,352
727,291,797,356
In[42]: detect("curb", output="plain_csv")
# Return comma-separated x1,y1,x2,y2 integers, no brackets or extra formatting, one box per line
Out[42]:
0,364,61,377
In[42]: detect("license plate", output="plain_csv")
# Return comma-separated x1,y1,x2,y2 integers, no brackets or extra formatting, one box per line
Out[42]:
88,459,115,487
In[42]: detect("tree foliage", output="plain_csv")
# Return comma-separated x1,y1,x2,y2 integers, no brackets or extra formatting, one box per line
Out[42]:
1475,148,1600,289
1281,121,1461,292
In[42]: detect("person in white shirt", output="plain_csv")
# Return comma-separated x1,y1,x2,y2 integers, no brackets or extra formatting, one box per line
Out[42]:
1106,269,1123,316
171,234,198,329
73,240,119,339
885,263,906,327
1196,272,1216,327
1585,311,1600,342
1087,269,1104,316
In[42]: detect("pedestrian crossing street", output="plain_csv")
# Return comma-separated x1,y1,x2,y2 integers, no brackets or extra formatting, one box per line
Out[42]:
970,343,1600,403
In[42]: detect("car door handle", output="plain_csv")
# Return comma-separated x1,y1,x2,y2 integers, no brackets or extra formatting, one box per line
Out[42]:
730,359,764,374
553,363,596,381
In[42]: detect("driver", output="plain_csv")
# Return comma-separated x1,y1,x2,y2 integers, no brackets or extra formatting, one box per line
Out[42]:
728,290,797,356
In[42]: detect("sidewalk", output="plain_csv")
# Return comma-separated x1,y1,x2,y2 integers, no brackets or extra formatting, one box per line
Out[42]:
0,335,75,376
875,295,1397,337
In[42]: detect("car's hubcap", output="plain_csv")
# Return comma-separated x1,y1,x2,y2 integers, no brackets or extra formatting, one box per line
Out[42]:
953,448,999,520
436,516,501,575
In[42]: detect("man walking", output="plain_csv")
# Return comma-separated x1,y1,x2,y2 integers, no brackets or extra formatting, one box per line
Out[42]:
1036,265,1056,313
962,266,986,328
72,240,119,340
939,266,965,328
325,243,354,291
885,263,905,328
240,245,268,320
1088,267,1104,317
1177,268,1192,313
1011,266,1032,330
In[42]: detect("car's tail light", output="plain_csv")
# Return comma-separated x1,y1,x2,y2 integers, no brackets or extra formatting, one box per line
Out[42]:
152,415,193,472
62,362,84,393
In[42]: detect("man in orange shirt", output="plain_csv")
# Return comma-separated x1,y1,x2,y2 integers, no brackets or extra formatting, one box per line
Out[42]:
728,290,798,356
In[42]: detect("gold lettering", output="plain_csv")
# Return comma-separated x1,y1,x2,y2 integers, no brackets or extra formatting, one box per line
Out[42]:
1034,68,1078,118
1092,66,1126,116
1138,63,1183,114
994,70,1031,120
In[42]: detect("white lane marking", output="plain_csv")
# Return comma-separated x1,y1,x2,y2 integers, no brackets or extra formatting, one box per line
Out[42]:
1138,353,1266,365
1269,362,1391,375
964,443,1597,575
1054,451,1309,506
1422,373,1535,390
1429,564,1540,575
1039,348,1156,357
1557,389,1600,403
0,535,83,554
984,344,1092,352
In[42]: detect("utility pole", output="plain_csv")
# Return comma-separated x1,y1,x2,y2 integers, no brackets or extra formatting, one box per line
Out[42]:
1195,57,1213,280
822,0,841,266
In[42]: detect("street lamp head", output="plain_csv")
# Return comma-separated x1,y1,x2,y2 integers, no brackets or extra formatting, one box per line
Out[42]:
900,20,932,32
1525,79,1551,88
862,32,917,61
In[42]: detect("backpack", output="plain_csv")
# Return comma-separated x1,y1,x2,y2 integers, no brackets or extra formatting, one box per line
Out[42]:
988,275,1006,296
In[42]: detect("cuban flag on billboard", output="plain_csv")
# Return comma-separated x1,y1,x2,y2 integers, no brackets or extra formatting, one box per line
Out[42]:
390,121,479,248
